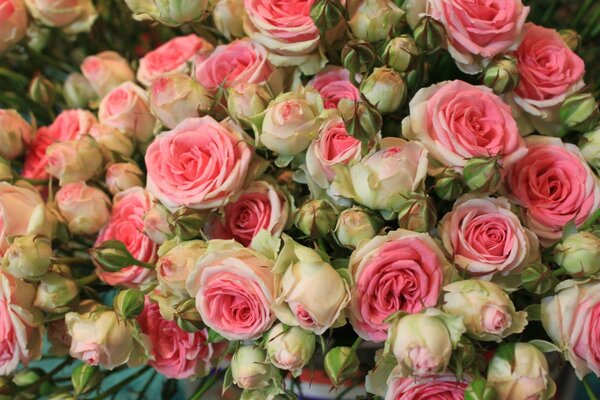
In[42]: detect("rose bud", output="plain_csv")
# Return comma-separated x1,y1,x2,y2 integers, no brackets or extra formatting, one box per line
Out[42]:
173,297,203,333
63,73,97,109
105,162,144,195
559,29,581,51
310,0,344,32
554,232,600,277
227,83,271,128
266,323,316,372
560,92,600,132
29,75,56,107
46,136,103,185
360,67,407,114
81,51,135,98
157,240,207,298
113,288,144,319
295,199,338,239
348,0,404,43
483,55,520,95
580,127,600,170
341,39,376,75
142,203,173,245
465,378,499,400
339,95,382,146
150,73,213,129
335,207,383,248
273,236,350,334
521,263,558,295
65,309,150,369
153,0,211,26
413,16,446,54
71,364,103,396
487,343,556,400
0,159,12,182
383,35,420,73
442,280,527,342
123,0,158,21
12,368,43,387
56,182,111,235
98,82,156,143
397,193,436,233
0,0,28,53
324,346,359,386
2,234,52,280
33,272,79,313
231,346,275,390
434,169,464,201
0,109,32,160
387,309,465,376
89,124,134,162
259,86,324,156
463,157,501,193
212,0,245,39
169,208,206,241
24,0,97,34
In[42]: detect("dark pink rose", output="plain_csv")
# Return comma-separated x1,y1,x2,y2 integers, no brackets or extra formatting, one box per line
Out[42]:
386,374,468,400
307,66,360,109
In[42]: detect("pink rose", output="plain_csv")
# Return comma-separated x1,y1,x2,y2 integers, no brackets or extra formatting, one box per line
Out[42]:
137,299,213,379
95,187,157,287
98,82,156,143
307,66,360,109
243,0,325,74
186,241,276,340
424,0,529,73
348,229,453,342
542,280,600,379
504,136,600,246
56,181,111,235
208,180,289,246
0,109,32,160
194,38,273,91
23,109,97,180
439,195,539,279
0,182,43,256
0,0,28,53
81,51,135,97
510,24,585,135
137,34,213,87
404,80,524,175
145,117,253,211
385,374,468,400
0,271,43,375
306,116,361,188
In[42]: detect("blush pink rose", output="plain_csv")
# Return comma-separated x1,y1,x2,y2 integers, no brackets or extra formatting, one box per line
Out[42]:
423,0,529,73
209,180,289,247
439,195,539,279
94,187,157,287
81,51,135,97
137,299,213,379
137,34,213,87
0,182,43,256
98,82,156,143
23,109,97,180
542,280,600,379
243,0,324,74
0,0,28,53
145,117,253,211
385,374,468,400
404,80,524,175
504,136,600,246
348,229,453,342
194,39,273,91
306,66,360,109
510,24,585,135
185,241,276,340
0,271,43,375
306,116,361,188
0,109,32,160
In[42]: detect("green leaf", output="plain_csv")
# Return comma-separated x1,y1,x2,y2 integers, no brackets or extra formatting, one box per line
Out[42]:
222,367,233,395
529,340,561,353
524,304,541,321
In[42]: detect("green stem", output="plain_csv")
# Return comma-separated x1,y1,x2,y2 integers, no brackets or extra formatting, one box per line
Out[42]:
93,366,152,400
350,336,363,352
16,358,73,395
334,379,360,400
76,273,99,287
583,375,599,400
51,256,91,265
189,370,223,400
552,267,567,277
16,177,50,186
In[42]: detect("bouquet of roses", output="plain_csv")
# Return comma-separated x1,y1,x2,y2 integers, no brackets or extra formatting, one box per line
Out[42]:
1,0,600,398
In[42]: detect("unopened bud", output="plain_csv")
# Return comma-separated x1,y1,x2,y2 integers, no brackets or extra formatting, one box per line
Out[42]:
335,207,383,248
114,289,145,319
579,127,600,170
413,16,445,54
483,55,520,95
13,368,43,387
154,0,211,26
554,232,600,277
383,35,419,73
2,234,52,280
34,272,79,313
342,39,376,75
29,75,56,107
559,29,581,52
89,124,135,162
169,208,207,241
105,162,144,195
295,199,338,239
231,346,274,390
339,95,383,149
560,93,600,132
465,378,499,400
310,0,345,32
63,73,97,109
90,240,150,272
175,298,203,332
463,157,501,193
227,83,271,128
46,136,103,185
397,194,436,233
434,169,464,201
143,203,173,245
324,346,359,386
348,0,405,43
360,67,407,114
71,364,103,395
